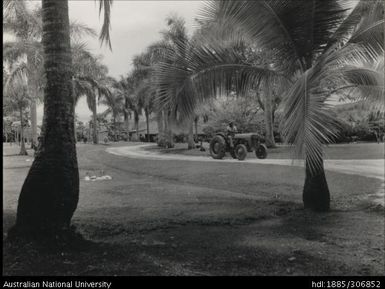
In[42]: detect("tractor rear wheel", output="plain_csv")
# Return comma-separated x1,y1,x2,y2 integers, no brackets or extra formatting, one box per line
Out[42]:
234,144,247,161
209,135,226,159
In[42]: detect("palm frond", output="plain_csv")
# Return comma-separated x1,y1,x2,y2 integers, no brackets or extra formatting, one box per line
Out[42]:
97,0,113,50
198,0,347,72
5,62,30,88
326,0,373,49
70,20,98,40
347,0,384,60
3,0,42,39
73,77,94,105
281,69,341,174
338,65,384,104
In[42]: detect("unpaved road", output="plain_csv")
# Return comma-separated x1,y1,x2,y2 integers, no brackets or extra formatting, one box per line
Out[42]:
107,144,384,180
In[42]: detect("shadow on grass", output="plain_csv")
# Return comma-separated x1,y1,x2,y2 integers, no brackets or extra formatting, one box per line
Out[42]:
2,200,359,276
5,182,384,276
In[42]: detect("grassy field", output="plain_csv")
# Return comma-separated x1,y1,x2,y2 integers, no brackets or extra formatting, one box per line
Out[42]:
3,142,384,276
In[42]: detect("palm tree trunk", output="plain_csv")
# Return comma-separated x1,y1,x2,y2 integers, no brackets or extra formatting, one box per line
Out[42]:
88,122,92,142
8,0,79,239
263,93,276,148
145,109,150,142
134,111,139,141
19,108,28,156
303,158,330,212
26,54,38,149
156,110,165,147
301,57,330,212
92,103,98,144
113,115,117,141
124,111,130,141
194,116,198,142
30,99,38,148
187,121,195,149
124,98,130,141
166,110,174,148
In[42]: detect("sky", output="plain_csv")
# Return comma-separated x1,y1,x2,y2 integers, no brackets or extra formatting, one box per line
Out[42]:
32,0,205,124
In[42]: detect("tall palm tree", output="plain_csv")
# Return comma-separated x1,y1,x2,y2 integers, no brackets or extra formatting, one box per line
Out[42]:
154,15,197,148
156,0,384,211
4,2,43,149
4,70,31,155
137,79,155,142
3,1,97,148
99,83,125,141
133,40,172,146
128,89,144,141
7,0,113,240
72,52,112,144
85,75,112,145
113,76,133,139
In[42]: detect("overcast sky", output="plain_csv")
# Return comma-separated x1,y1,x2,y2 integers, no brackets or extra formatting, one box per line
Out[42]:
34,0,205,124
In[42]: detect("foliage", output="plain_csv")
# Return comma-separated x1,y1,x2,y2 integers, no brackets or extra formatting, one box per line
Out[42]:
156,0,384,174
202,97,262,133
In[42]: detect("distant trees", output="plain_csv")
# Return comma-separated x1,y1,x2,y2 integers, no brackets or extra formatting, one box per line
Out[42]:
3,0,98,148
3,71,31,155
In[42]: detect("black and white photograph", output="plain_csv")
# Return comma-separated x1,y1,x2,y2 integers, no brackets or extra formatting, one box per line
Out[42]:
2,0,384,280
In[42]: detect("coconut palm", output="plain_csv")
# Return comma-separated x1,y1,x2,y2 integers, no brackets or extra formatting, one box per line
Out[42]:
136,79,155,142
99,82,125,141
6,0,113,240
3,1,97,148
126,83,145,141
77,65,112,144
4,69,31,155
112,76,133,138
132,40,173,146
153,15,199,148
4,2,43,148
156,0,384,211
71,44,114,144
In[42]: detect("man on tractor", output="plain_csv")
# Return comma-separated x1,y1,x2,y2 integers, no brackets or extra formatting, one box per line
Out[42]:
226,121,238,148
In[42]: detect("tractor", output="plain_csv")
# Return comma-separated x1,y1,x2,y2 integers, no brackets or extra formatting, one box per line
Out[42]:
209,132,268,161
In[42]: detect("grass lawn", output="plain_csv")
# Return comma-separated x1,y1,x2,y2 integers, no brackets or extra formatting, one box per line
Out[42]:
3,142,384,276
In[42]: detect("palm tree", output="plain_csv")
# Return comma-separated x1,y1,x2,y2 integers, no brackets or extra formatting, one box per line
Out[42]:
99,83,125,141
127,89,144,141
156,0,384,211
86,76,112,145
73,53,112,144
7,0,113,240
138,81,155,142
153,15,198,148
4,70,31,155
3,1,97,148
4,2,43,149
133,40,172,146
111,76,136,139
